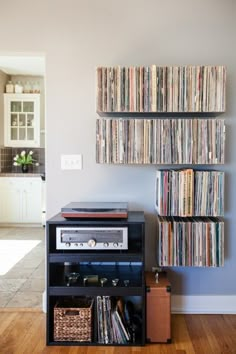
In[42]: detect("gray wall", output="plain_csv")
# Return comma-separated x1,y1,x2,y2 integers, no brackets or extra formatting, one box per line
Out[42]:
0,0,235,295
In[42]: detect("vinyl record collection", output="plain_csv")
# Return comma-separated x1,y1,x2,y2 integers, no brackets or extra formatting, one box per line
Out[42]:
96,118,225,164
157,216,224,267
96,65,226,113
155,169,224,217
97,296,141,344
95,64,226,270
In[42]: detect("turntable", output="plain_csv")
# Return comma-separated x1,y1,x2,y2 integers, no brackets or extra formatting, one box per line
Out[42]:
61,202,128,219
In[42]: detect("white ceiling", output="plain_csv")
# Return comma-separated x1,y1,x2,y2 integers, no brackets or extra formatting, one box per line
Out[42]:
0,55,45,76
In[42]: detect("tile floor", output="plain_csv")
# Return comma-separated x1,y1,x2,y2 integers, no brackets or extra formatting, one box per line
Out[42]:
0,226,45,308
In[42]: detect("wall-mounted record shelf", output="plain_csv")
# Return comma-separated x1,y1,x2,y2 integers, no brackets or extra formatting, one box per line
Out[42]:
96,65,226,114
95,64,226,268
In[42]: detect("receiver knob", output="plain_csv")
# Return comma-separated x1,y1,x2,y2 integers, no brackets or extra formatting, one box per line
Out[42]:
103,242,109,247
113,242,118,248
88,239,96,248
65,242,71,247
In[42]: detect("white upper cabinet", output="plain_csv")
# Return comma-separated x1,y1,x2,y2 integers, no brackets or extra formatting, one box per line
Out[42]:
4,93,40,147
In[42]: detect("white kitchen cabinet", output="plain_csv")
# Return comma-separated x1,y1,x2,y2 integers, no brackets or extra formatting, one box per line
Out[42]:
21,178,42,223
0,177,42,224
0,178,21,223
4,94,40,147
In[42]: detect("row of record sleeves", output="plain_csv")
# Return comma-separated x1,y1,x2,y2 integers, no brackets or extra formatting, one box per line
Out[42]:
96,65,226,113
97,296,137,344
155,169,224,217
157,216,224,267
96,118,225,164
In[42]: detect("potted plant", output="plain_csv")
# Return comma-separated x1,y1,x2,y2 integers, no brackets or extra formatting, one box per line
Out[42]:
13,150,39,173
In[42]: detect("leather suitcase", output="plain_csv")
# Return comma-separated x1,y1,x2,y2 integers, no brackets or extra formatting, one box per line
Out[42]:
146,271,171,343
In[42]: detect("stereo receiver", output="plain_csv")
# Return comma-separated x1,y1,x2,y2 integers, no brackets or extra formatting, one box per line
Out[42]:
56,227,128,250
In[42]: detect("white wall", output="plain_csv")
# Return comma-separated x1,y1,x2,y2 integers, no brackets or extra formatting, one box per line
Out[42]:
0,0,235,295
0,70,9,146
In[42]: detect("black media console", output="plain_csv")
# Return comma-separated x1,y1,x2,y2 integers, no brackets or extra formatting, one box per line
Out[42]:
46,211,146,346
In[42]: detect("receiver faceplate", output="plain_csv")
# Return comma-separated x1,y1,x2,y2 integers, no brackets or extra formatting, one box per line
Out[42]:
56,227,128,250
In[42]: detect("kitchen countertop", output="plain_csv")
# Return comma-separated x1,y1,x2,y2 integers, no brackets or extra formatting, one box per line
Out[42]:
0,173,43,177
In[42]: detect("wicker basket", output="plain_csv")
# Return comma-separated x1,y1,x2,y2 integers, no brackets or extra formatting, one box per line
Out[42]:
54,298,94,342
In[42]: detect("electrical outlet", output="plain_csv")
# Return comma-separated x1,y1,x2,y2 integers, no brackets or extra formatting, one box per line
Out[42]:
61,154,82,170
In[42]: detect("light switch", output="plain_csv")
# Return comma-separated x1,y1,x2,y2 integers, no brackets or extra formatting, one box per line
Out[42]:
61,154,82,170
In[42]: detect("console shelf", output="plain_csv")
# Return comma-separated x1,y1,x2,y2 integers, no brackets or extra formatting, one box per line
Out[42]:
46,211,146,346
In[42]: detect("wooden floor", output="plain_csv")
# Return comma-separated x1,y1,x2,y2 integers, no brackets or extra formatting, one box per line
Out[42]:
0,311,236,354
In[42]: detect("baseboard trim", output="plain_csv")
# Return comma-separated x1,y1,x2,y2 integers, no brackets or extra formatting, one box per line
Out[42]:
171,295,236,314
42,293,236,314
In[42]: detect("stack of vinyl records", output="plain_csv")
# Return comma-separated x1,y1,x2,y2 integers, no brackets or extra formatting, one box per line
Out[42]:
96,65,226,113
97,296,141,344
96,118,225,164
155,169,224,217
157,216,224,267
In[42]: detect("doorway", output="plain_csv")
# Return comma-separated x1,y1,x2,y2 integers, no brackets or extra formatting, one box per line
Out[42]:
0,54,46,308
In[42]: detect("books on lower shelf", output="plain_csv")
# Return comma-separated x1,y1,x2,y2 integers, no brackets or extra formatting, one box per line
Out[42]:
155,169,224,217
157,216,224,267
96,65,226,113
96,118,225,164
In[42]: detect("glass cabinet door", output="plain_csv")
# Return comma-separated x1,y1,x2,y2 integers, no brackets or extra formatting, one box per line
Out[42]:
4,94,40,147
